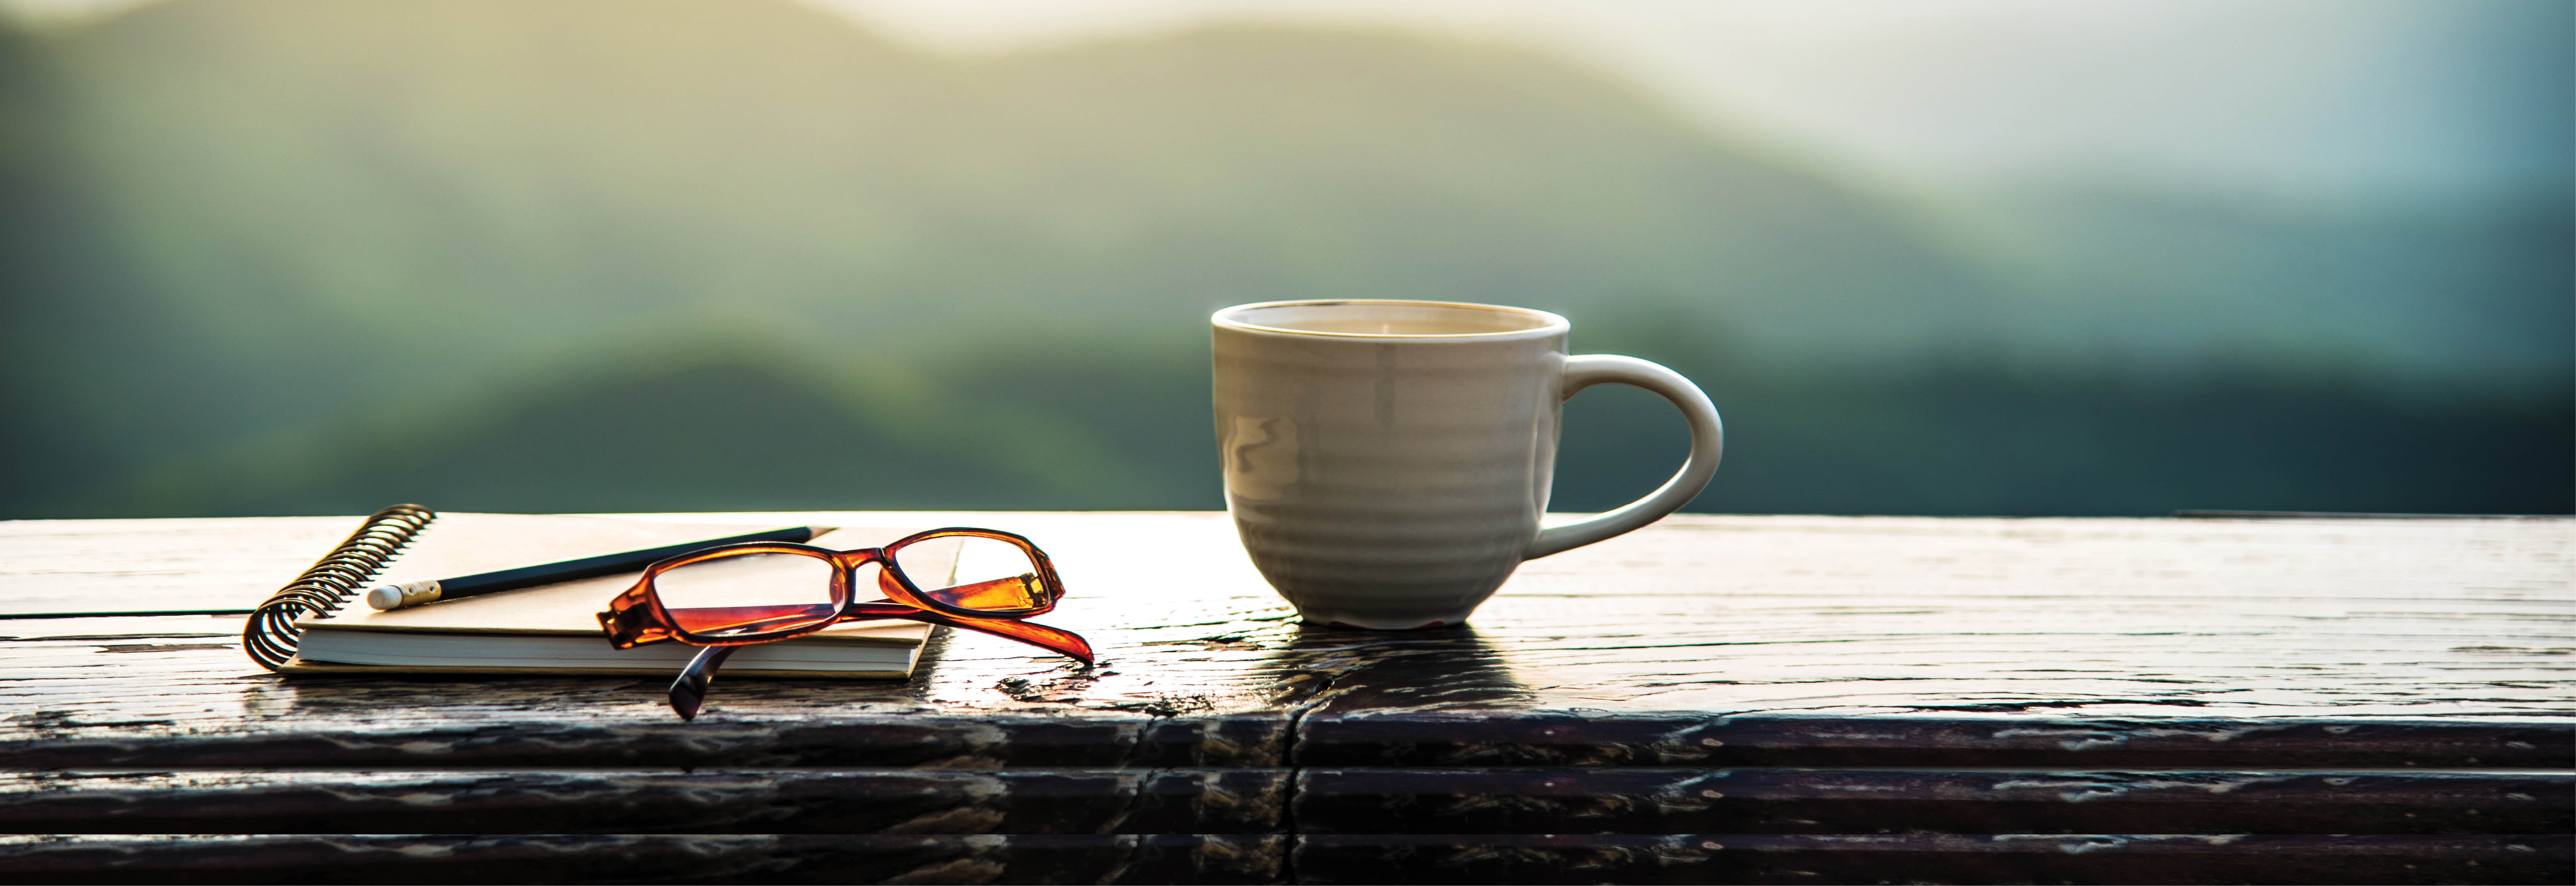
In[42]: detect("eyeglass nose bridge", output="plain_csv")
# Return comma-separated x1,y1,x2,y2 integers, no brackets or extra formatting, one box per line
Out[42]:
828,547,906,605
826,547,889,570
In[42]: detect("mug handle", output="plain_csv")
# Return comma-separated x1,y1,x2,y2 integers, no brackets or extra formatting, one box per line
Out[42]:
1524,354,1724,560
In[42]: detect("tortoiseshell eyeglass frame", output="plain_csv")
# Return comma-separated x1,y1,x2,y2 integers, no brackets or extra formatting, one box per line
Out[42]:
597,527,1092,720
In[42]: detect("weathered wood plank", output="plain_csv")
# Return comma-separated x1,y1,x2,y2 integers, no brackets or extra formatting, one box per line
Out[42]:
0,513,2567,881
1,832,2555,884
0,518,355,616
0,833,1286,884
17,767,2551,837
1294,712,2576,769
1291,833,2574,885
3,672,2560,772
0,513,2567,771
0,769,1285,834
0,704,1288,770
1294,768,2573,835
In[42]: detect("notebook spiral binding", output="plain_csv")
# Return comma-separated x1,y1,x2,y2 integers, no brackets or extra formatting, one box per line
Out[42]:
242,504,438,670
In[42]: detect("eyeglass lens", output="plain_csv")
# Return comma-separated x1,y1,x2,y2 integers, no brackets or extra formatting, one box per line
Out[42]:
893,535,1048,611
653,551,838,637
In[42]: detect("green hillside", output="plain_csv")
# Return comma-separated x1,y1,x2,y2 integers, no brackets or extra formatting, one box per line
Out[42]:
0,0,2565,518
1943,187,2572,382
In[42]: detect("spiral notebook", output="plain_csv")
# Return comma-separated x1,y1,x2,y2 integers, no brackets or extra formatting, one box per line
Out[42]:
246,507,930,678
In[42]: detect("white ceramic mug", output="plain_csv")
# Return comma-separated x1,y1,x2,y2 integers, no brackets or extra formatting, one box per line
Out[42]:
1212,300,1723,629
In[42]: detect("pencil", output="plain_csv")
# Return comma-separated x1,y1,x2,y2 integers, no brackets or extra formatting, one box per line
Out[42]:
361,526,821,611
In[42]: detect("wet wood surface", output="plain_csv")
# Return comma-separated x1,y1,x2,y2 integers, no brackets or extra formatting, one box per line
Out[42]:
0,511,2569,883
1291,767,2571,835
2,766,2557,836
1288,833,2571,885
0,833,1288,884
0,833,2561,885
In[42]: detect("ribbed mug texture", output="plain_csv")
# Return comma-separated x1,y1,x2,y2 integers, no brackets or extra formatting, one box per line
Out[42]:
1214,303,1569,629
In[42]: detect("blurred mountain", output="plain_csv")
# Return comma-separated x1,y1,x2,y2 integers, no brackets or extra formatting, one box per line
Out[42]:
1934,186,2572,384
0,0,2565,518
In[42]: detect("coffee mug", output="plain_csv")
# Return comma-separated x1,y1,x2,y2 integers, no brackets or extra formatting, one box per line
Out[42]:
1212,300,1722,629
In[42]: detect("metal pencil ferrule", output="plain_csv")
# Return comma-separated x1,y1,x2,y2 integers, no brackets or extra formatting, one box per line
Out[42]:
363,579,443,611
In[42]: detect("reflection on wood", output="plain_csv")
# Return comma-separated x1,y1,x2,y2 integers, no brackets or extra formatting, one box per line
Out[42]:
0,769,1285,834
0,833,1287,884
0,701,1289,770
1293,834,2573,885
1297,712,2574,769
1294,768,2572,834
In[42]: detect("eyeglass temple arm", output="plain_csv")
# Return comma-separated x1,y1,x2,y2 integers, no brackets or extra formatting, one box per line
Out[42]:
662,603,1097,722
843,602,1094,664
668,645,737,721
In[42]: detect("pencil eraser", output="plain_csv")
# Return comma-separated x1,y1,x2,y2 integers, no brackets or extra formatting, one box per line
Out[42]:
364,586,403,610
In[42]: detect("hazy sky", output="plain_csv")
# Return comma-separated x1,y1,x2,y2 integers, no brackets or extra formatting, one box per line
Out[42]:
13,0,2569,206
819,0,2573,206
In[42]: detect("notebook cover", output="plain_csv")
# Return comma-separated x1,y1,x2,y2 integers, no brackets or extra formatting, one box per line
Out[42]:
274,645,920,680
275,660,914,678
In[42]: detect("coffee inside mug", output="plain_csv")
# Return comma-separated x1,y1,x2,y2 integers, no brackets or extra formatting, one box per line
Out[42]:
1217,301,1563,338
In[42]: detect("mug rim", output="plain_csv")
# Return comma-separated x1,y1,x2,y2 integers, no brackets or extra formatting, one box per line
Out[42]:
1212,299,1571,341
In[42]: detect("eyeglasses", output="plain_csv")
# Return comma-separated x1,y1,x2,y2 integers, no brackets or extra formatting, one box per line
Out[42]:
597,527,1092,719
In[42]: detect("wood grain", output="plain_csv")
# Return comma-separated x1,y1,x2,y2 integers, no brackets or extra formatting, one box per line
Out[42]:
0,769,1285,834
4,767,2552,837
1291,833,2574,885
0,833,1287,884
1295,711,2574,768
1292,767,2573,834
0,833,2557,884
